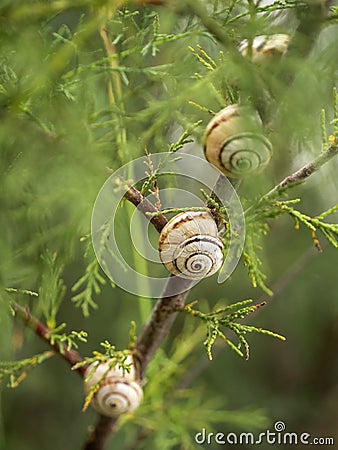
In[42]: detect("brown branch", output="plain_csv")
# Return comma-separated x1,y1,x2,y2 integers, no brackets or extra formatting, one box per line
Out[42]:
123,185,195,377
125,184,194,378
11,301,86,377
134,276,194,379
83,416,119,450
124,185,168,233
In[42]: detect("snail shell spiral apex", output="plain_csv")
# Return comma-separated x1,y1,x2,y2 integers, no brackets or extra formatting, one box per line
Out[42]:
158,211,224,280
84,357,143,418
239,34,290,63
203,104,272,177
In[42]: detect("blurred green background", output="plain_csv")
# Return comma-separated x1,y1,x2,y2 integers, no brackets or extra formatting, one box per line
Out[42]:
0,1,337,449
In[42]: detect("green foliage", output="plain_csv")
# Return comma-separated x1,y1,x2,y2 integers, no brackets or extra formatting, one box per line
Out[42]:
139,122,204,200
333,87,338,136
242,225,273,296
71,257,106,317
188,44,238,106
1,0,337,448
242,198,338,295
37,250,66,329
71,234,115,317
247,197,338,248
73,340,133,371
274,201,338,249
183,299,285,360
241,91,338,295
0,351,54,388
168,120,203,153
48,323,88,354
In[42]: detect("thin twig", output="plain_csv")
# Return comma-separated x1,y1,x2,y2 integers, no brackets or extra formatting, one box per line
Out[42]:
262,141,338,199
11,301,86,377
246,141,338,217
144,150,162,210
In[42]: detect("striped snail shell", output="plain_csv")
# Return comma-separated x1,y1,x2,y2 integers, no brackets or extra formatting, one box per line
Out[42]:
203,104,272,177
238,34,290,63
84,356,143,418
158,211,224,280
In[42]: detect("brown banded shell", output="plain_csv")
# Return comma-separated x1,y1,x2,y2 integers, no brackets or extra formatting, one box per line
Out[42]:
238,34,290,63
84,356,143,418
203,104,272,177
158,211,224,279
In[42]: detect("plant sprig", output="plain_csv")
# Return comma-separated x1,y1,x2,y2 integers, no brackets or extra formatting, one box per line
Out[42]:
38,250,66,329
168,120,202,153
243,224,273,296
71,236,110,317
48,323,88,354
71,336,136,373
248,200,338,249
183,300,285,360
275,202,338,249
0,351,55,388
5,288,39,298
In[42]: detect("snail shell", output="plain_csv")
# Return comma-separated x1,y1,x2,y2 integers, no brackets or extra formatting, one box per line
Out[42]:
158,211,224,279
238,34,290,63
84,356,143,418
203,104,272,177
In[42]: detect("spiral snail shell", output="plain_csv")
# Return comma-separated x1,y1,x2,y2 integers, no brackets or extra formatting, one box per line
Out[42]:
84,356,143,418
238,34,290,63
203,104,272,177
158,211,224,279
